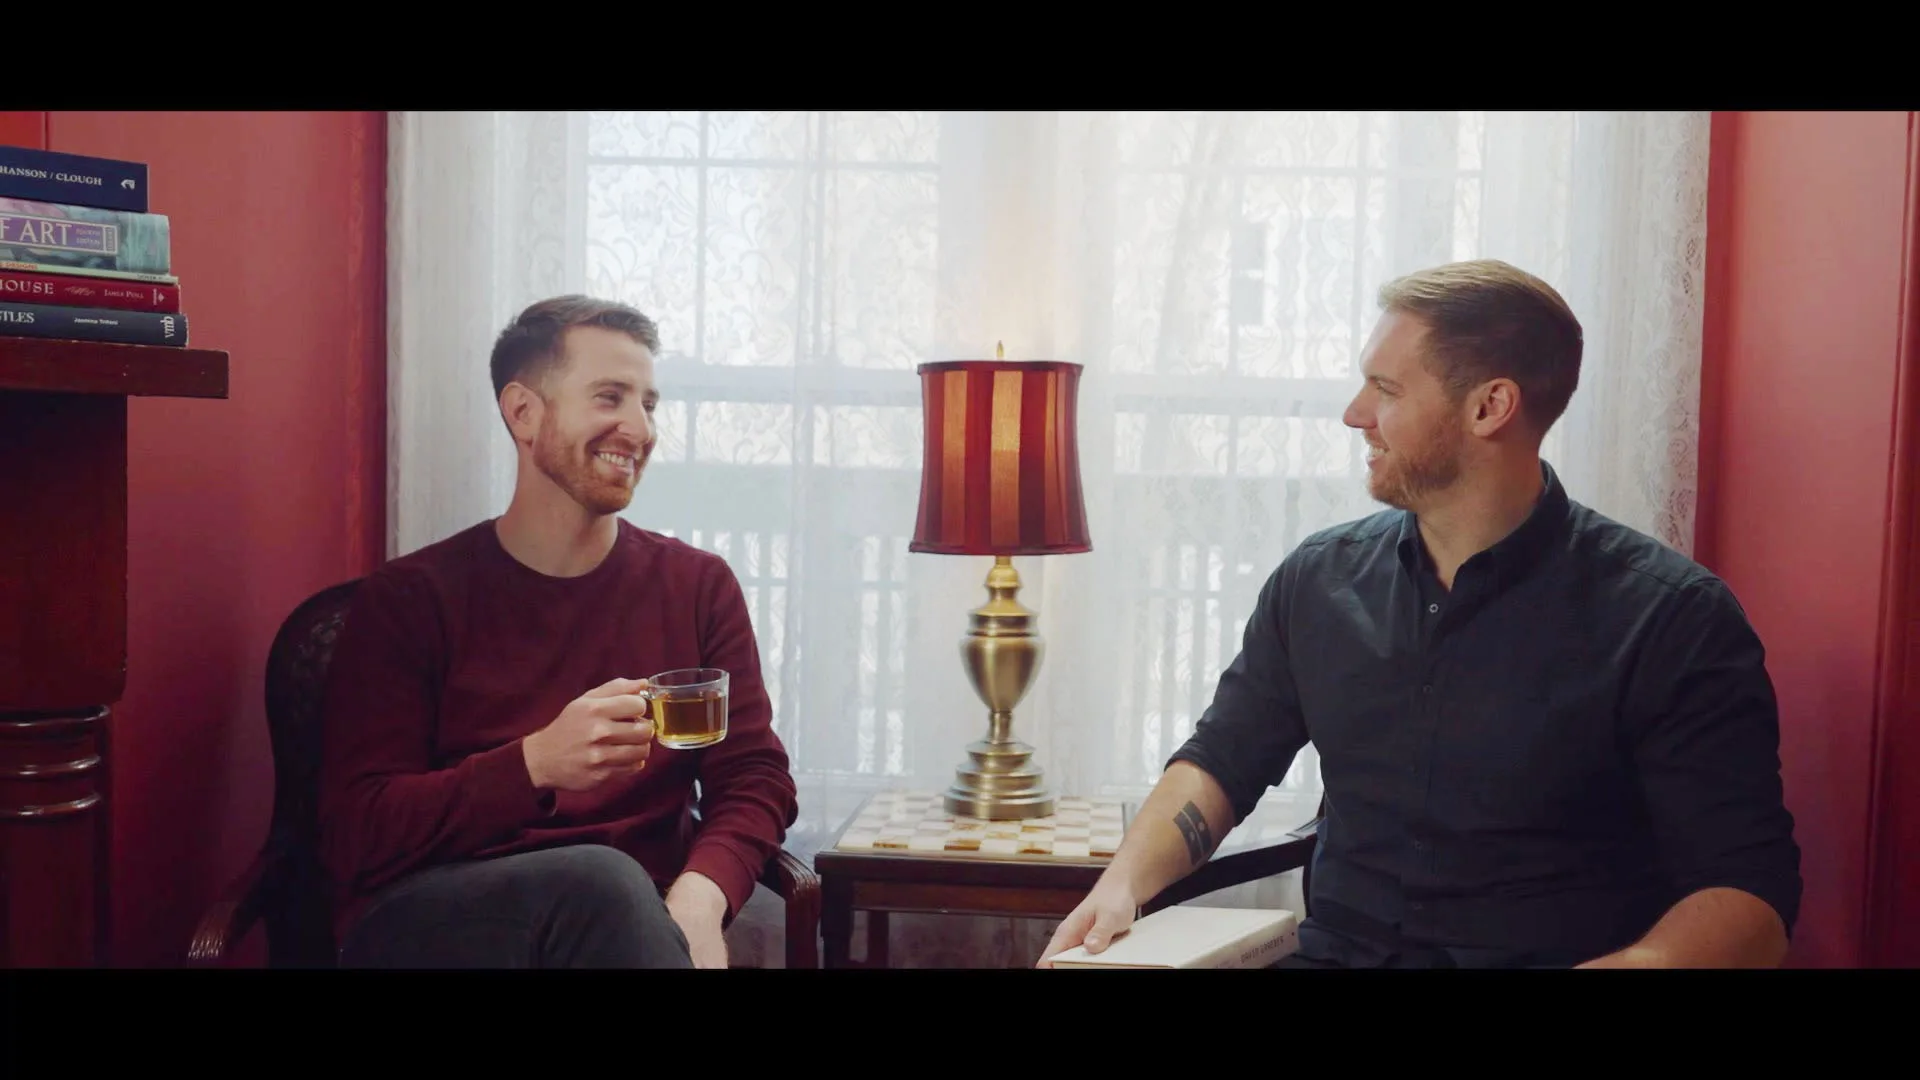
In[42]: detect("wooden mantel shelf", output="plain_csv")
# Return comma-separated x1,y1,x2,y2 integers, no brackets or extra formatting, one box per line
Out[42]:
0,337,228,398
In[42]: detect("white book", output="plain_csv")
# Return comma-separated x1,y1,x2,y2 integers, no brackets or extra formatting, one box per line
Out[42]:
1046,905,1300,969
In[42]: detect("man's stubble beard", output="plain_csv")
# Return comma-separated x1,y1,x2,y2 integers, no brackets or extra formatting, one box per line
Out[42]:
532,420,642,516
1369,414,1465,511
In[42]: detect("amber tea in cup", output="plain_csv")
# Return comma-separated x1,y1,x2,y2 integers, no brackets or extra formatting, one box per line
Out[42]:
644,668,729,749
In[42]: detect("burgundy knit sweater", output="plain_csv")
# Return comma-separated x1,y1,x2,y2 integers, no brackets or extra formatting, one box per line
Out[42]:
316,518,799,937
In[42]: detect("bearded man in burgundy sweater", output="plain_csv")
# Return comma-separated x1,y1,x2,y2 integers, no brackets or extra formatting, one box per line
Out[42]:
316,296,799,969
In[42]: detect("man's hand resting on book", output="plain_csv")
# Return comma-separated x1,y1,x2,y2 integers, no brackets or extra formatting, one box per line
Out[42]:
1037,763,1240,967
1037,878,1138,967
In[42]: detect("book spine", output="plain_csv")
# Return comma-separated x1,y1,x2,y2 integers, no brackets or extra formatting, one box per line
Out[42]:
0,260,178,285
0,268,180,312
0,144,149,213
0,299,188,347
0,197,170,274
1199,923,1300,970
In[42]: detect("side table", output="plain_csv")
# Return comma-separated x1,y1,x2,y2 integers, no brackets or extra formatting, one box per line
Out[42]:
813,789,1319,968
1,338,229,967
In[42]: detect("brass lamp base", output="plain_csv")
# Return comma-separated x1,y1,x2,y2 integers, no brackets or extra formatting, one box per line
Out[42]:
944,555,1055,821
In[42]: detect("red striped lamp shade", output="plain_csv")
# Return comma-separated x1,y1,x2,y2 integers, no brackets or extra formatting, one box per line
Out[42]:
909,359,1092,556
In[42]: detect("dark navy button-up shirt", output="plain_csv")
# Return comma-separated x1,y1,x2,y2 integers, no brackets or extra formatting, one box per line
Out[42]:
1170,462,1801,966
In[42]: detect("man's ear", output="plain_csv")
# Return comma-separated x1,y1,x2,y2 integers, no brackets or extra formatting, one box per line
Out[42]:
500,381,544,447
1469,377,1524,439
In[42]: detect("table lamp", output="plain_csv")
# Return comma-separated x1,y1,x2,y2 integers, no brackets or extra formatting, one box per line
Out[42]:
909,343,1091,821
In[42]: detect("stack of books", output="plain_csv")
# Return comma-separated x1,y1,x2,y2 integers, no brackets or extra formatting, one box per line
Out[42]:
0,144,186,348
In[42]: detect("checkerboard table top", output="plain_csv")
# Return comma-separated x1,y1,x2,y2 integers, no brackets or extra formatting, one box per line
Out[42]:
831,790,1129,863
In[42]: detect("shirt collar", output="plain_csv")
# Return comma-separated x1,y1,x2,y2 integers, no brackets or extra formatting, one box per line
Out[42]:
1395,460,1572,579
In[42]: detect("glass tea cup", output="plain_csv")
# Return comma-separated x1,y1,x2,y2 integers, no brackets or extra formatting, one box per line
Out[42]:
642,668,729,749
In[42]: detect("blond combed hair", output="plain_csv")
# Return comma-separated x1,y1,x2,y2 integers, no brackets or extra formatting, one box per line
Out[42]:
1377,259,1583,435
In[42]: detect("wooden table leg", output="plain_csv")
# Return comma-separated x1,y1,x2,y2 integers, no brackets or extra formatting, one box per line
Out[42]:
867,911,890,968
822,875,854,969
0,706,111,967
0,391,127,969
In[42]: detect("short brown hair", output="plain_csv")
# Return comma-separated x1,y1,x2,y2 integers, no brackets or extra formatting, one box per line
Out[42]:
1377,259,1583,434
489,294,661,399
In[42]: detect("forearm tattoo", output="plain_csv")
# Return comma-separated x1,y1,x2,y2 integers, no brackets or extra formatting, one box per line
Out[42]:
1173,800,1214,866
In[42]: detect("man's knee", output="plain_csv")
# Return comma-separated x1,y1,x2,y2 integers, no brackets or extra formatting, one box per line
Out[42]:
533,845,663,909
340,844,690,969
529,845,690,968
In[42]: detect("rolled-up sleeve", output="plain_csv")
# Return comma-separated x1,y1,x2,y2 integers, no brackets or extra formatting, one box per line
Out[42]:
1629,576,1803,936
1167,558,1311,824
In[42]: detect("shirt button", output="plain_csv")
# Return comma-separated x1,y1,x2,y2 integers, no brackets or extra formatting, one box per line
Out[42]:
1428,603,1439,613
1421,684,1433,695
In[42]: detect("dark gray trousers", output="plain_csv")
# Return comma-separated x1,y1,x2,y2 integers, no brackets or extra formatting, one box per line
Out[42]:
338,844,694,969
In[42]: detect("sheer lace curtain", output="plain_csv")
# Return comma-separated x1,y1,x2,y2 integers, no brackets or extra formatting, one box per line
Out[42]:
387,111,1710,966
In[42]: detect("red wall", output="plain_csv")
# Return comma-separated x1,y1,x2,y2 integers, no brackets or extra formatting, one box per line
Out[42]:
0,112,44,152
1,112,386,966
1697,111,1918,968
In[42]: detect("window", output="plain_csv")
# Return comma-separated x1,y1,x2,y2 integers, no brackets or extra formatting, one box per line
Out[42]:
586,112,938,785
581,111,1556,802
